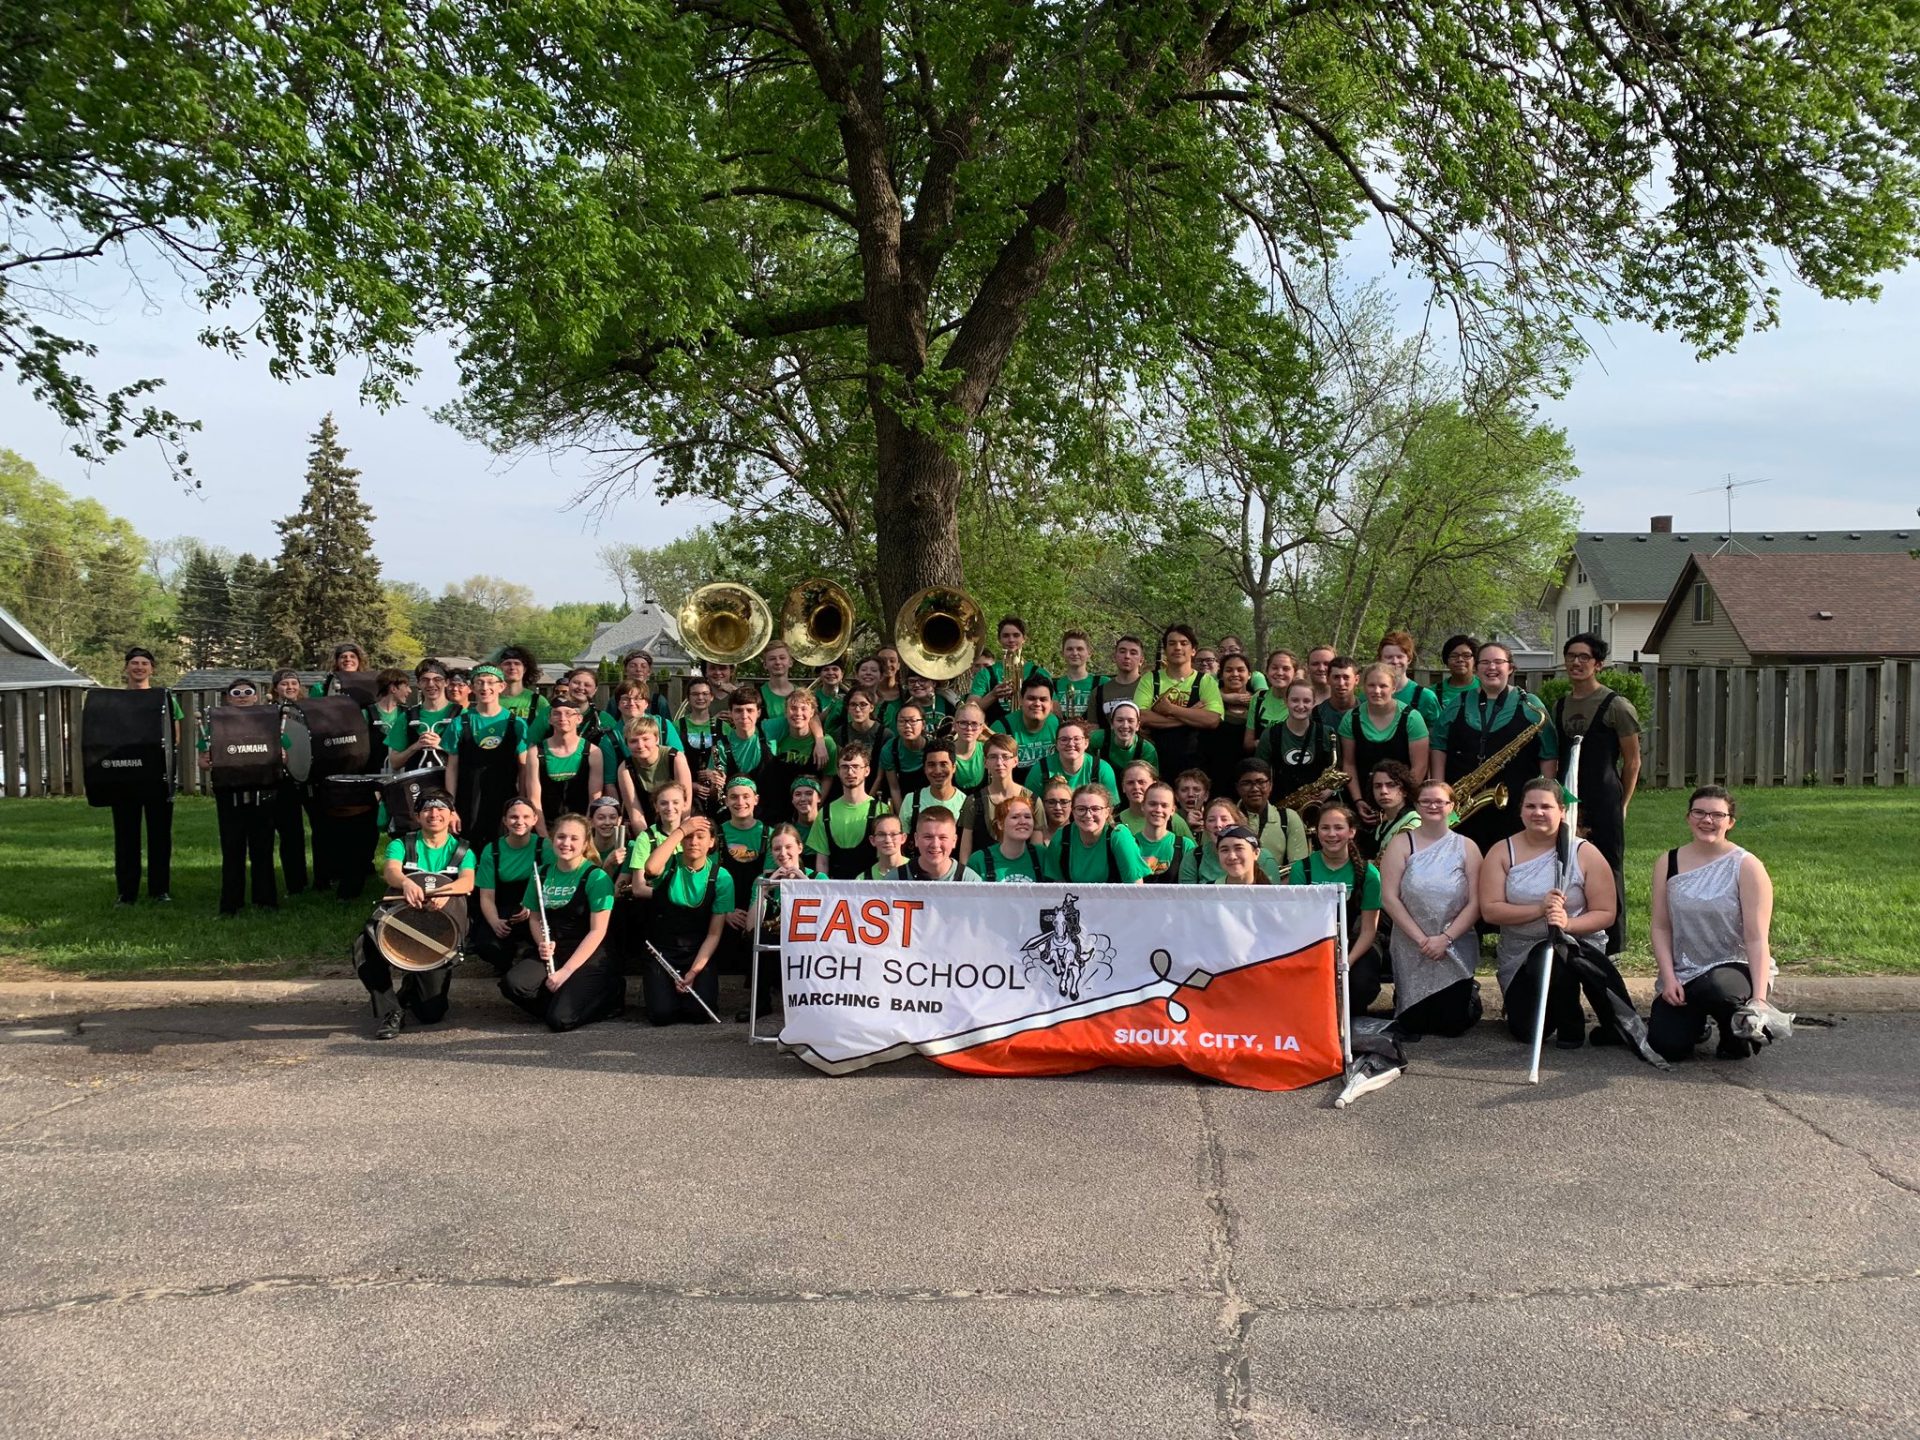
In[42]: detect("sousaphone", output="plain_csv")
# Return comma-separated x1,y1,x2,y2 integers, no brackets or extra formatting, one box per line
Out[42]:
779,578,856,668
893,586,985,682
677,583,773,667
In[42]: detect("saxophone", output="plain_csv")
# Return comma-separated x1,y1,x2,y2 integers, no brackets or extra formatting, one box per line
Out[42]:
1278,766,1347,811
1449,709,1548,826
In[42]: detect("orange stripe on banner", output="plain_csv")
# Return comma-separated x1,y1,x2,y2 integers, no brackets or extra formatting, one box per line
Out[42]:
932,938,1343,1092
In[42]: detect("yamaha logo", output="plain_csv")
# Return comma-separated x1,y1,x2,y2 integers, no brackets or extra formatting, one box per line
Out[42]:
102,758,145,769
225,743,271,755
323,734,357,748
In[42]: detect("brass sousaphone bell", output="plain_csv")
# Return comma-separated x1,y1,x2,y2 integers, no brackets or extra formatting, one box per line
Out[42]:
677,582,774,666
779,577,856,667
893,585,986,682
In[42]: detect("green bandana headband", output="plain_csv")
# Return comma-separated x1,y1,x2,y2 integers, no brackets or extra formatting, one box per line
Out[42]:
725,775,758,792
470,664,504,681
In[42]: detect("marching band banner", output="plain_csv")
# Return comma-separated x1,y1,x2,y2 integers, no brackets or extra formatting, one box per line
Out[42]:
774,882,1346,1092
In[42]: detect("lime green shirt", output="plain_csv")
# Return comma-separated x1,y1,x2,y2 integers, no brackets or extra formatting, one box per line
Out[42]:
1133,829,1200,883
1045,824,1151,883
967,844,1050,882
535,858,615,912
993,713,1060,773
1132,670,1225,717
1121,808,1193,840
474,834,546,889
805,796,891,855
1335,702,1430,744
660,857,735,912
384,835,475,873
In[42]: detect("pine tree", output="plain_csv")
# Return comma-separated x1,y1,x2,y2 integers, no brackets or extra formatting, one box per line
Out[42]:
267,415,388,665
176,546,232,669
227,552,276,668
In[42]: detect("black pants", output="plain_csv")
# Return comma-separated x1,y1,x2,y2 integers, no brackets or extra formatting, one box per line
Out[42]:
353,932,453,1025
501,946,625,1031
272,783,309,895
215,792,278,914
110,788,173,900
315,807,379,900
643,947,719,1025
1648,965,1757,1061
1502,948,1591,1043
1582,797,1627,956
1348,944,1387,1019
1396,978,1483,1037
469,910,536,973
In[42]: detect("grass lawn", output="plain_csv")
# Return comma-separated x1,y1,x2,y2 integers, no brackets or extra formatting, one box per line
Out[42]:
0,789,1914,978
0,796,365,978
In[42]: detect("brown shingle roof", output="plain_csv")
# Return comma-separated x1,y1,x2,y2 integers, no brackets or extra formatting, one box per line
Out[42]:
1651,553,1920,658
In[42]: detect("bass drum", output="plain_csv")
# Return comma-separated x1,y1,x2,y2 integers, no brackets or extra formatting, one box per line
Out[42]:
372,898,467,972
82,689,175,807
295,695,371,780
208,706,286,791
281,704,315,783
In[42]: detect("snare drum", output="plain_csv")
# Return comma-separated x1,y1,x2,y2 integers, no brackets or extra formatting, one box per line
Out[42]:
372,894,468,972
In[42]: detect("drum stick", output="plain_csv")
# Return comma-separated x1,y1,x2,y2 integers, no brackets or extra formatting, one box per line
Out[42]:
533,859,554,980
645,941,725,1025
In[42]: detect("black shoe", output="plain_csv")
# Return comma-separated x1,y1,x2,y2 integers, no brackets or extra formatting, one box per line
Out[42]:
1715,1030,1758,1060
1555,1024,1585,1051
374,1014,402,1040
115,896,135,907
1589,1025,1622,1047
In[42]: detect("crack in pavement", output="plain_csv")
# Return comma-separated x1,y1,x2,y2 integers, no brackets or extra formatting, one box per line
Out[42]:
1195,1087,1254,1440
5,1263,1910,1328
0,1077,142,1137
0,1273,1204,1321
1713,1069,1920,1201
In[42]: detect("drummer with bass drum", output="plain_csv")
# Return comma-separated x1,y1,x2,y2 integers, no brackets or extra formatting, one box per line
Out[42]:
198,675,283,916
353,789,474,1040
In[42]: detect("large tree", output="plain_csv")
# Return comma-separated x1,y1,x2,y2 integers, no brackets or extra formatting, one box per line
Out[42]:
266,415,388,664
10,2,1920,622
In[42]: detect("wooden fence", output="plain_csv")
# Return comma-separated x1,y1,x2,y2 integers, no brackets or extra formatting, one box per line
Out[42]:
5,663,1917,797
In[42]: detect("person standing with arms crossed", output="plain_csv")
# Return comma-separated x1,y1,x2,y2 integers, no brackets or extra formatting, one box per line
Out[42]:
1553,632,1640,955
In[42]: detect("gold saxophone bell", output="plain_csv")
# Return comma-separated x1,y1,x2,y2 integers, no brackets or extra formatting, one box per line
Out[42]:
779,578,856,668
1451,782,1509,827
893,585,986,682
677,582,774,667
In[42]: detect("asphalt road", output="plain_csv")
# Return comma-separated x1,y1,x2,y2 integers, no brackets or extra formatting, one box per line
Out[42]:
1,987,1915,1439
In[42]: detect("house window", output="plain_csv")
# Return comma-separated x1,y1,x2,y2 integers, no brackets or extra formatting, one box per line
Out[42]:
1691,583,1713,624
1566,608,1579,641
1576,565,1587,584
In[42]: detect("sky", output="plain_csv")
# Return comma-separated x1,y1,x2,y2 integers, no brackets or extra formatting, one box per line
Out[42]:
3,234,1916,605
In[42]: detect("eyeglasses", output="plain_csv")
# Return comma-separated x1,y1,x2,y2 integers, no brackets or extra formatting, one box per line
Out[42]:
1071,806,1109,817
1565,652,1597,663
1688,808,1733,822
1446,650,1474,662
952,720,982,730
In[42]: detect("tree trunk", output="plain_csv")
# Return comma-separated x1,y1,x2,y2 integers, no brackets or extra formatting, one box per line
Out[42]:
871,405,967,627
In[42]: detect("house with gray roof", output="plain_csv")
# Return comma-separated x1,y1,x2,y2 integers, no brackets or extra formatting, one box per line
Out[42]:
572,599,692,670
0,605,94,691
1542,516,1919,662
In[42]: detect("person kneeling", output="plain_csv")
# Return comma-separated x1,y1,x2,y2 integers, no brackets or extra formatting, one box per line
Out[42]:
640,815,733,1024
354,791,474,1040
500,813,625,1032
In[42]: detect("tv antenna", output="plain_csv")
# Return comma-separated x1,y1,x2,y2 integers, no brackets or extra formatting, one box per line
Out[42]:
1689,474,1776,554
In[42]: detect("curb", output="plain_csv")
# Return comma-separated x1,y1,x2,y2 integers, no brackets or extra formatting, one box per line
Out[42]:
3,975,1917,1022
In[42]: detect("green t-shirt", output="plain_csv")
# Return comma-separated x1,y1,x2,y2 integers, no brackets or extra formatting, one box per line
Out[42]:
805,795,892,855
993,713,1060,773
1132,670,1226,717
660,857,736,912
388,703,458,756
449,708,528,755
951,743,986,792
1026,754,1119,803
1335,703,1430,744
1287,852,1382,910
622,824,680,875
1052,672,1102,720
1437,676,1481,730
1120,809,1194,840
1091,732,1159,775
536,858,615,912
1395,679,1442,727
540,739,589,779
474,834,547,890
717,725,767,776
759,683,795,725
1045,824,1151,883
384,834,476,873
1133,829,1199,883
1243,690,1292,741
967,843,1050,882
765,717,838,770
880,735,927,781
969,659,1050,698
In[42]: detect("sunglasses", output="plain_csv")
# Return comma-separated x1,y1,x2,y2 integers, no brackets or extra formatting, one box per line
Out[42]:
227,685,258,698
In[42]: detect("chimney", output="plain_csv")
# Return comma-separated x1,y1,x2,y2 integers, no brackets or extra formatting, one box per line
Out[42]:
1650,515,1673,533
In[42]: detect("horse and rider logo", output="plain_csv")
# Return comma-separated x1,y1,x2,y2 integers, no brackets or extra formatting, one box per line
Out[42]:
1018,893,1115,1001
